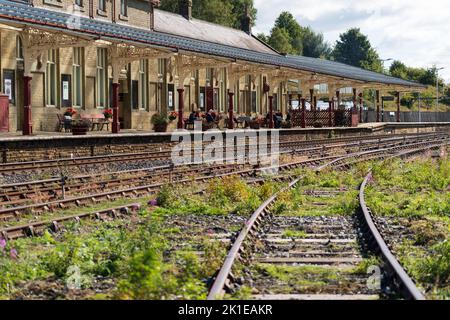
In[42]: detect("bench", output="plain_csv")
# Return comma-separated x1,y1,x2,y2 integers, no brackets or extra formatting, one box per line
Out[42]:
81,114,111,131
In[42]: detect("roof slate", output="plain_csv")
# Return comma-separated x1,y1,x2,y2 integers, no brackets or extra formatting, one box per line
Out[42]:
153,9,275,54
0,0,423,88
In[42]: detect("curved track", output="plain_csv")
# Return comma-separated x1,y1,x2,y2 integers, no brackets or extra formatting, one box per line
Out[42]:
207,141,444,300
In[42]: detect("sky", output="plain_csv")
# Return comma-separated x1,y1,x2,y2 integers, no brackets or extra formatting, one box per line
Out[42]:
253,0,450,83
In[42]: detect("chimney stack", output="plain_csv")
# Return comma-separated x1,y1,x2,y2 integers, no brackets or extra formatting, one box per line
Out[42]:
149,0,160,30
241,5,252,34
179,0,192,20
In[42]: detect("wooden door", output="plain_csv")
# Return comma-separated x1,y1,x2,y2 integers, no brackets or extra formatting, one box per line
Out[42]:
0,95,9,132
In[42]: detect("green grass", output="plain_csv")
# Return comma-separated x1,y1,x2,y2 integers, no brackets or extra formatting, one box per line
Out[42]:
365,157,450,299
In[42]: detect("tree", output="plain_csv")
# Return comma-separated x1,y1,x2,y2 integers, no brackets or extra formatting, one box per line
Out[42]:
273,12,303,54
302,27,331,59
268,27,293,54
158,0,257,29
262,12,331,58
256,33,269,43
332,28,383,72
389,60,408,80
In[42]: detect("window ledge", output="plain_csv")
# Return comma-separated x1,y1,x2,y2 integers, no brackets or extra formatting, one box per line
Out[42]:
43,0,63,8
74,4,85,13
119,14,129,21
97,9,108,17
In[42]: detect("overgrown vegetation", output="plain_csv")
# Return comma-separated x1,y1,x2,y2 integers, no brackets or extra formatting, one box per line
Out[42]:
366,158,450,299
0,176,281,300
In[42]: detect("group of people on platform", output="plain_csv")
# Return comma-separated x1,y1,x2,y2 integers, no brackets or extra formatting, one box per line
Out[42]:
186,103,293,130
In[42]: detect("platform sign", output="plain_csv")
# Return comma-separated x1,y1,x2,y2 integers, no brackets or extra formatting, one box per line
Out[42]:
382,96,395,102
61,74,72,108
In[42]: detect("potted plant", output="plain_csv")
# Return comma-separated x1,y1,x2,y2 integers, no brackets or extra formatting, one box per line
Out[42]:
313,121,323,128
168,111,178,122
64,108,77,118
151,113,169,132
103,108,113,120
71,119,91,136
249,116,263,130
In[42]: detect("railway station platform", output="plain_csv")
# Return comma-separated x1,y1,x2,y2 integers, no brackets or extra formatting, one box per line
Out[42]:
0,122,449,151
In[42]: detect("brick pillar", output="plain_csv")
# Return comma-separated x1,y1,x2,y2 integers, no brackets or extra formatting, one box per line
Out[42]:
396,92,401,122
352,88,357,113
359,92,363,123
177,88,184,129
268,96,274,129
228,91,234,130
112,83,120,133
301,98,306,128
23,75,33,135
376,90,380,122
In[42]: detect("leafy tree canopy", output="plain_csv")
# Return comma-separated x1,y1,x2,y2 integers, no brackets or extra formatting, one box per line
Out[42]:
260,11,331,58
268,27,293,54
390,61,445,87
332,28,383,72
158,0,257,29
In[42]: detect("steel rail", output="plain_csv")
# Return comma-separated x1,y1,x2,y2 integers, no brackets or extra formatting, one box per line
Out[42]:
1,133,437,208
0,156,334,220
207,141,445,300
0,132,445,171
359,174,426,300
1,133,443,192
1,136,442,219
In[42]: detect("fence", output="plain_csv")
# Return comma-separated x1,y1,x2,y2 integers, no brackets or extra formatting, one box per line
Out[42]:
363,111,450,123
292,110,354,128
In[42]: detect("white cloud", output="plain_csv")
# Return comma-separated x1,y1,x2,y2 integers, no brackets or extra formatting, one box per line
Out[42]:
254,0,450,82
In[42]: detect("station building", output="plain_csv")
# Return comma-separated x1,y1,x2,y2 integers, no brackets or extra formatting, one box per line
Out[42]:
0,0,423,134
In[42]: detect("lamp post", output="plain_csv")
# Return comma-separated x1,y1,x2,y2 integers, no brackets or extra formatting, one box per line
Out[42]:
436,67,444,119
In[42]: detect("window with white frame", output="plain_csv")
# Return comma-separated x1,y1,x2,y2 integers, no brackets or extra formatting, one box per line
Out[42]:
120,0,127,16
46,49,59,107
139,59,148,110
72,47,84,108
75,0,83,7
96,48,107,108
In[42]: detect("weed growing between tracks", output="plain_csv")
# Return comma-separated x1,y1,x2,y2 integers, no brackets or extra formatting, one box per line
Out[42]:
0,176,284,300
365,157,450,299
229,164,383,299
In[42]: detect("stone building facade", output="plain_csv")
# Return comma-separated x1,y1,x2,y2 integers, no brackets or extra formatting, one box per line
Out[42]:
0,0,290,132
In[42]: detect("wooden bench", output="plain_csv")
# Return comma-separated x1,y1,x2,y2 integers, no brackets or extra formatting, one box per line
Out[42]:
81,114,111,131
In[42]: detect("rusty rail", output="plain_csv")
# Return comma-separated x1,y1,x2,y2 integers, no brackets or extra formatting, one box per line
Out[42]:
359,173,426,300
207,141,445,300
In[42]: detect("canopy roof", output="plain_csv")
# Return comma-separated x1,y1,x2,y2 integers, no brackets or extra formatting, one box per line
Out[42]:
0,0,424,89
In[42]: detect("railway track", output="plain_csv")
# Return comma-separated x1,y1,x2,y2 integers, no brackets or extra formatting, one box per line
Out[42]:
0,134,447,237
0,132,443,164
0,133,445,207
0,133,444,175
207,142,441,300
